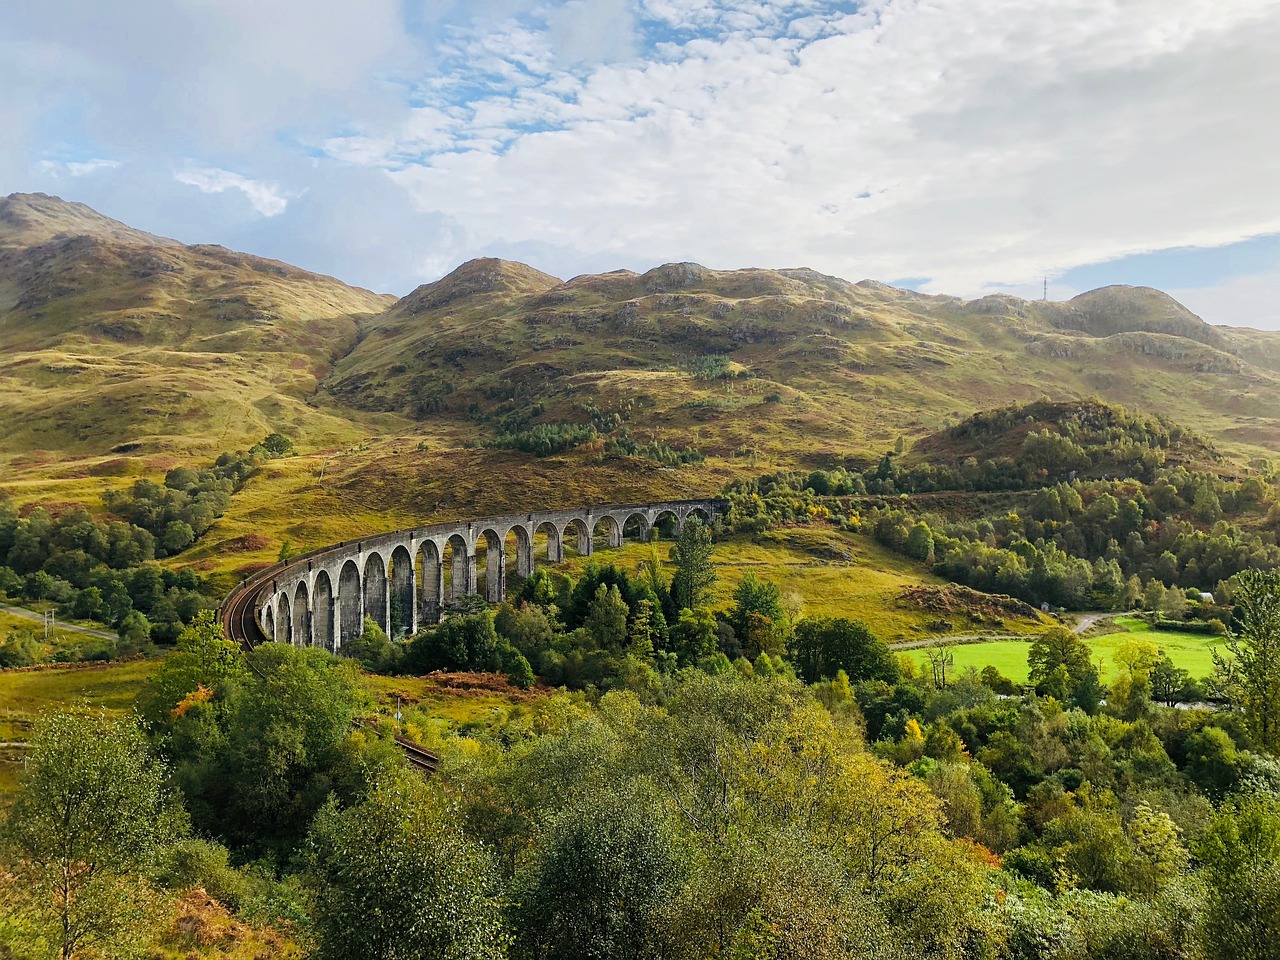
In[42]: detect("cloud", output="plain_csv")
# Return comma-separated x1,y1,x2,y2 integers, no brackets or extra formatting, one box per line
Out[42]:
1172,267,1280,331
174,166,292,217
36,158,120,177
4,0,1279,328
374,0,1280,306
1,0,416,154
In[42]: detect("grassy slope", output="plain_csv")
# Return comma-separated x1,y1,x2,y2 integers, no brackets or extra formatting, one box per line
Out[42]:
0,658,163,792
557,526,1047,642
328,262,1280,471
0,193,399,477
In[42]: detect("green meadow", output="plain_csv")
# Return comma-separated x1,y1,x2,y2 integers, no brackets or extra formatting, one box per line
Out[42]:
921,616,1225,684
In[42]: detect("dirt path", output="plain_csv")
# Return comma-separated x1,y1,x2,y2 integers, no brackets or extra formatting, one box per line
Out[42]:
889,634,1026,650
1072,612,1125,634
0,604,118,641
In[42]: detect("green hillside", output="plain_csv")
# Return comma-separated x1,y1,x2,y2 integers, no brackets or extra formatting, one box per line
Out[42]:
0,193,398,469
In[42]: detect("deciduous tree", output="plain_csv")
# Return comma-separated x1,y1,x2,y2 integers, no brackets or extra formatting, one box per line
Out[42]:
2,712,181,960
1214,568,1280,754
307,771,507,960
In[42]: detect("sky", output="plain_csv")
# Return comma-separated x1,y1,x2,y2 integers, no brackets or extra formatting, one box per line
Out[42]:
3,0,1279,327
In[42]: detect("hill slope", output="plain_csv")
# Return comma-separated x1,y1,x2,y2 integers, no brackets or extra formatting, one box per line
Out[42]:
328,258,1280,474
0,193,397,465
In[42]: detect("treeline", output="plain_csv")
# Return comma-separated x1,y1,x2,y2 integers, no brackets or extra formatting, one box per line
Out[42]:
0,433,292,657
921,398,1214,488
482,397,703,465
863,467,1279,610
728,399,1218,499
484,421,704,466
102,436,290,554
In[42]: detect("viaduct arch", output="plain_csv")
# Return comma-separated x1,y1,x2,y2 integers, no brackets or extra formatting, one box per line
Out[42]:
222,498,725,651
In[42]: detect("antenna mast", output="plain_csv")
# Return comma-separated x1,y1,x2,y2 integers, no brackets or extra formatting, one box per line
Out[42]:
1042,276,1047,301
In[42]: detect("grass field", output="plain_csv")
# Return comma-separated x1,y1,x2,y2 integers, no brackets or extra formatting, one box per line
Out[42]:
919,616,1224,684
0,657,164,792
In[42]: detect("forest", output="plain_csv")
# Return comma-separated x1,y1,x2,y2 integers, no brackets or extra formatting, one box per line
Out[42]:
4,526,1280,958
723,401,1280,614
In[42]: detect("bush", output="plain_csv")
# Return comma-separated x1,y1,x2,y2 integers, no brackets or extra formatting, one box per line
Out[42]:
789,617,898,684
484,423,599,457
684,354,733,380
406,610,501,673
156,838,252,909
504,650,536,690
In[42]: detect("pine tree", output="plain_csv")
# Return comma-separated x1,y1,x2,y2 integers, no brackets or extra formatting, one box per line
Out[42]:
670,517,715,611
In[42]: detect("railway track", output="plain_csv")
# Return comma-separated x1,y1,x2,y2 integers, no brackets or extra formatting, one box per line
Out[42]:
391,732,440,775
223,577,440,777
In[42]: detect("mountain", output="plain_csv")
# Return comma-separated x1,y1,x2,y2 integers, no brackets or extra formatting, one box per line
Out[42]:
5,193,1280,531
0,193,395,461
0,191,174,248
328,258,1280,472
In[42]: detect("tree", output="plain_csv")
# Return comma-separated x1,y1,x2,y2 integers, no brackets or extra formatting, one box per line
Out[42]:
628,597,658,659
906,521,935,562
307,771,507,960
1028,627,1100,709
1144,579,1168,612
1160,586,1188,620
671,607,718,665
585,583,630,650
159,519,195,555
1195,482,1223,523
408,609,501,673
1127,802,1187,895
147,639,372,856
729,572,785,655
2,712,181,960
1109,637,1160,719
511,794,684,960
1150,653,1198,706
117,609,151,649
497,601,559,659
925,647,955,689
670,517,715,611
1195,793,1280,960
259,432,295,457
341,616,401,673
137,610,247,730
788,617,897,684
1214,568,1280,754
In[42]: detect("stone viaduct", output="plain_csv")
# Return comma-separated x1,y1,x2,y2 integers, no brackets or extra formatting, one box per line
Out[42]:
225,499,725,652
